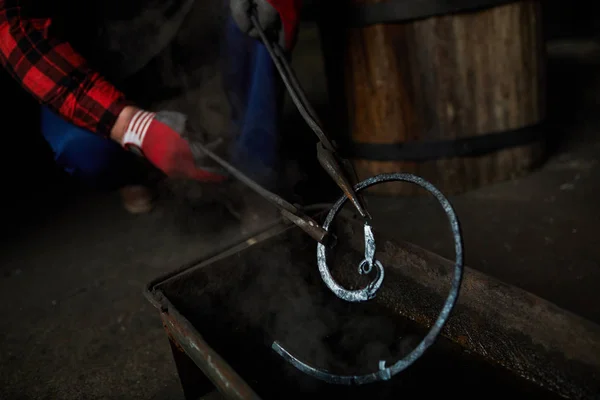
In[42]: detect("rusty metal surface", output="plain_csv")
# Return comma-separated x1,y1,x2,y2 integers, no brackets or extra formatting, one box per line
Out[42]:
167,336,216,399
145,222,290,400
160,307,261,400
145,211,599,399
144,219,286,311
336,222,600,399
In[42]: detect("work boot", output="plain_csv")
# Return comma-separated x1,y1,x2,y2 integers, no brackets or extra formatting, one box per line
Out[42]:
120,185,157,214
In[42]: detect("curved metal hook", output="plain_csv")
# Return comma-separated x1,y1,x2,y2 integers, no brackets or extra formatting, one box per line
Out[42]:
273,173,464,385
316,202,385,303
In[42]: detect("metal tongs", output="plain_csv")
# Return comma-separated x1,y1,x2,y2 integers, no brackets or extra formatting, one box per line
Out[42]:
191,14,371,245
191,16,466,385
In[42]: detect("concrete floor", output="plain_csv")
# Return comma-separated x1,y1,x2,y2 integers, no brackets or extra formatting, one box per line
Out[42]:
2,26,600,400
0,190,239,399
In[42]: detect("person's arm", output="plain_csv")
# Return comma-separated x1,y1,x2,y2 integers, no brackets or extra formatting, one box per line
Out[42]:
0,0,137,141
0,0,225,182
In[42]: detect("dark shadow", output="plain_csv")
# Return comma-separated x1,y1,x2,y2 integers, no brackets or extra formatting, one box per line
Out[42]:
0,72,78,241
280,106,341,206
544,56,600,155
543,1,600,41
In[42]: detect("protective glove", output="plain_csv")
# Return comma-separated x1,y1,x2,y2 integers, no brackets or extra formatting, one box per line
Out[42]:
122,110,227,182
230,0,302,50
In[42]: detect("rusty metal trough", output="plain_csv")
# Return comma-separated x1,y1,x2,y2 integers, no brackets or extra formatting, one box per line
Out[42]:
145,213,600,400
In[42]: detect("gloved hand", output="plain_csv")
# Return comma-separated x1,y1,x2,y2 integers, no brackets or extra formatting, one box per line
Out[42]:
230,0,302,50
122,110,227,182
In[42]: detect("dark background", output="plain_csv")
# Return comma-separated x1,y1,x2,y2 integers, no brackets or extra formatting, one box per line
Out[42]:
2,2,600,399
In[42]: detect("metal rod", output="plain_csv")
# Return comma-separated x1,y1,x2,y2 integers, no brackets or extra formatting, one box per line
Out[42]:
190,142,296,214
316,143,371,220
162,311,262,399
189,141,330,245
249,15,371,221
250,15,334,151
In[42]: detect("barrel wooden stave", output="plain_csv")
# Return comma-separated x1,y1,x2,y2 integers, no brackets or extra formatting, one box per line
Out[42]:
339,0,545,195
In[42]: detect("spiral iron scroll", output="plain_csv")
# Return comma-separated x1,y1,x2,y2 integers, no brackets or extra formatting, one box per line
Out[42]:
272,173,465,385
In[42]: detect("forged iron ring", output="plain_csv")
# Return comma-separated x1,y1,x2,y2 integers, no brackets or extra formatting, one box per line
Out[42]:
273,172,464,385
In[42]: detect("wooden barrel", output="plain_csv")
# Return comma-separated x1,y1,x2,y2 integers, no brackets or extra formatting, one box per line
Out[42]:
318,0,546,196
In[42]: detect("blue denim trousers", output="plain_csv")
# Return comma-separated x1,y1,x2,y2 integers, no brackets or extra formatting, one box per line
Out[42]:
41,17,282,190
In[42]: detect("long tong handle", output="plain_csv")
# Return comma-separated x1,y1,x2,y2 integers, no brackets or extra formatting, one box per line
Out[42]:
190,141,329,244
249,15,371,221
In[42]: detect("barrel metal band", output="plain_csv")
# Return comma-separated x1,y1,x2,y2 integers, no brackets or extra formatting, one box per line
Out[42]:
341,123,545,162
347,0,519,27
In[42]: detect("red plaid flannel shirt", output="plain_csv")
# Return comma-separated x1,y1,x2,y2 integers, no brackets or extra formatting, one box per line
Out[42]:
0,0,130,136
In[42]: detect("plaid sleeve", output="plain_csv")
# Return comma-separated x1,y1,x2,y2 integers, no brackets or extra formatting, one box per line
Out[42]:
0,0,131,137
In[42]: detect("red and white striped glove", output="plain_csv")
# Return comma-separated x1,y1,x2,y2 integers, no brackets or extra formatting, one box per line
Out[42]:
122,110,226,182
